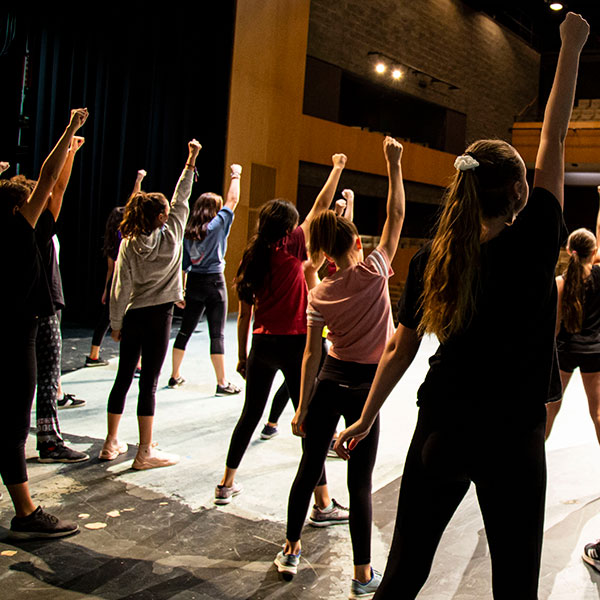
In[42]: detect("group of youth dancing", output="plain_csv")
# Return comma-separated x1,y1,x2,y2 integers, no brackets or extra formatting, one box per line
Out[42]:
3,10,600,600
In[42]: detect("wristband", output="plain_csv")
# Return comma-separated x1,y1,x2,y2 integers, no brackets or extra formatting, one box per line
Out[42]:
185,164,199,182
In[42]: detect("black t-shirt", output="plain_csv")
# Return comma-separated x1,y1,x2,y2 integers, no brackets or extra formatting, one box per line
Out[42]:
398,187,566,413
35,209,65,311
557,265,600,354
5,212,55,318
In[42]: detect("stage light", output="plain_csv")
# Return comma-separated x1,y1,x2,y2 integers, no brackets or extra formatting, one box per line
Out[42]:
549,2,563,10
375,62,386,74
391,69,402,80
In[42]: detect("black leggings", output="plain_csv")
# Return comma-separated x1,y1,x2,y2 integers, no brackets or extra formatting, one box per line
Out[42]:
225,334,326,487
173,272,227,355
268,338,328,424
107,303,173,416
91,276,112,347
286,377,380,566
2,317,38,485
374,406,547,599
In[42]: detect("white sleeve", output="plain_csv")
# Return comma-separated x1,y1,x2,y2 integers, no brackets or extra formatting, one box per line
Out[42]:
366,248,391,279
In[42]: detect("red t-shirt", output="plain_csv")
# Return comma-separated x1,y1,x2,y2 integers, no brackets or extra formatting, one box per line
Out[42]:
253,227,308,335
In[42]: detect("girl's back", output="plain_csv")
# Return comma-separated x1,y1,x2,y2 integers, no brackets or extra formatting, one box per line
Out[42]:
308,247,394,364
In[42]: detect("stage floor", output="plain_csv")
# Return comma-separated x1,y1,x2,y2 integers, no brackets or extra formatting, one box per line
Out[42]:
2,317,600,599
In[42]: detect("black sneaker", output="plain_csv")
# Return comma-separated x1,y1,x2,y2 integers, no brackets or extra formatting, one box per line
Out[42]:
216,382,241,396
583,540,600,572
38,442,89,463
168,376,185,388
260,424,279,440
85,356,109,367
57,393,86,409
10,506,79,540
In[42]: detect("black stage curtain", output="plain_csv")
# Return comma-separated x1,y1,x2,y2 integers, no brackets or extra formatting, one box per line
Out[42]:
1,2,235,323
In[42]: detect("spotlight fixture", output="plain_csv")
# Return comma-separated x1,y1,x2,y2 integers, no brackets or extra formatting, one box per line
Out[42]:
368,51,459,91
546,0,564,10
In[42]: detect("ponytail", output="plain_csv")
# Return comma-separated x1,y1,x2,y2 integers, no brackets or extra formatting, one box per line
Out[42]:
418,171,481,342
418,139,524,343
309,210,357,263
120,192,168,239
562,228,597,333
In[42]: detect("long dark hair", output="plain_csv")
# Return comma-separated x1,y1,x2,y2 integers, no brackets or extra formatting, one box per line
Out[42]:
562,228,597,333
235,199,299,304
120,192,168,239
419,139,524,343
103,206,125,258
185,192,223,242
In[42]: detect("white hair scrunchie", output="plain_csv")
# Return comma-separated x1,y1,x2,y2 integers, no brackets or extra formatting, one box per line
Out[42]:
454,154,479,171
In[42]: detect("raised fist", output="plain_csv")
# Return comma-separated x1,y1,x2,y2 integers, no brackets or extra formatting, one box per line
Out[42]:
383,136,403,163
230,164,242,177
341,189,354,202
69,108,89,131
188,139,202,153
0,161,10,175
335,199,347,216
332,153,347,169
70,136,85,152
560,12,590,50
137,169,147,179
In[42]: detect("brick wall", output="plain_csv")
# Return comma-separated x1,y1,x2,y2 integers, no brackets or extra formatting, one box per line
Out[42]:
307,0,540,144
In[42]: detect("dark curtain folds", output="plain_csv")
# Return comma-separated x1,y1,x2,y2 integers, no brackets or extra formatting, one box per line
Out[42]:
1,2,235,323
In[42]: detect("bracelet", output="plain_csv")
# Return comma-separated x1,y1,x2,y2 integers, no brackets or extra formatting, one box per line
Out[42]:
230,173,241,179
185,164,199,182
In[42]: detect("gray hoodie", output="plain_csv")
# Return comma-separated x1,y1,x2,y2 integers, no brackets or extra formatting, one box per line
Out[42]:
110,168,193,330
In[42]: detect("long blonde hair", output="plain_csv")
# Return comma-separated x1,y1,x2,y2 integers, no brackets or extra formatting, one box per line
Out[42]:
418,140,524,343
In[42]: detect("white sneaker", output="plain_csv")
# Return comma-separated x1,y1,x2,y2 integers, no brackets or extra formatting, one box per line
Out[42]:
132,442,179,470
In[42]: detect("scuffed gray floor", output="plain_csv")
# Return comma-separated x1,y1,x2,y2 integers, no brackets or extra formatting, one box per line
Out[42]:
2,317,600,598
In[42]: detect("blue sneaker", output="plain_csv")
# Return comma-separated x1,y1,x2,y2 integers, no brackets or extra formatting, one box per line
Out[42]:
349,568,382,599
274,549,300,581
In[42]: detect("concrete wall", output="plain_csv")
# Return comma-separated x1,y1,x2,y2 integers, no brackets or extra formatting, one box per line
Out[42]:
307,0,540,143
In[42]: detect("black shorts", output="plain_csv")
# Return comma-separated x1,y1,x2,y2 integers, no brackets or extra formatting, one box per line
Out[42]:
557,350,600,374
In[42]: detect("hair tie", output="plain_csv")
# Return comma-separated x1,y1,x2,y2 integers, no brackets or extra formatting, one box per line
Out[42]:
454,154,479,171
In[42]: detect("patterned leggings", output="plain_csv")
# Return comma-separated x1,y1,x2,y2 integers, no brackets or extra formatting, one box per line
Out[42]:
35,313,62,447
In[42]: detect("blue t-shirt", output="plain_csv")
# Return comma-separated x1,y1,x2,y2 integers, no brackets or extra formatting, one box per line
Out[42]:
183,207,234,274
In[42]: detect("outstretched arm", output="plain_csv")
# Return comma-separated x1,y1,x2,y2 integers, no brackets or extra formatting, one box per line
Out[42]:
291,325,324,437
378,136,405,260
300,153,347,238
555,276,565,335
0,161,10,176
224,164,242,211
533,12,589,206
168,139,202,237
20,108,88,228
334,324,420,459
132,169,147,196
47,136,85,220
341,188,354,221
236,300,253,379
